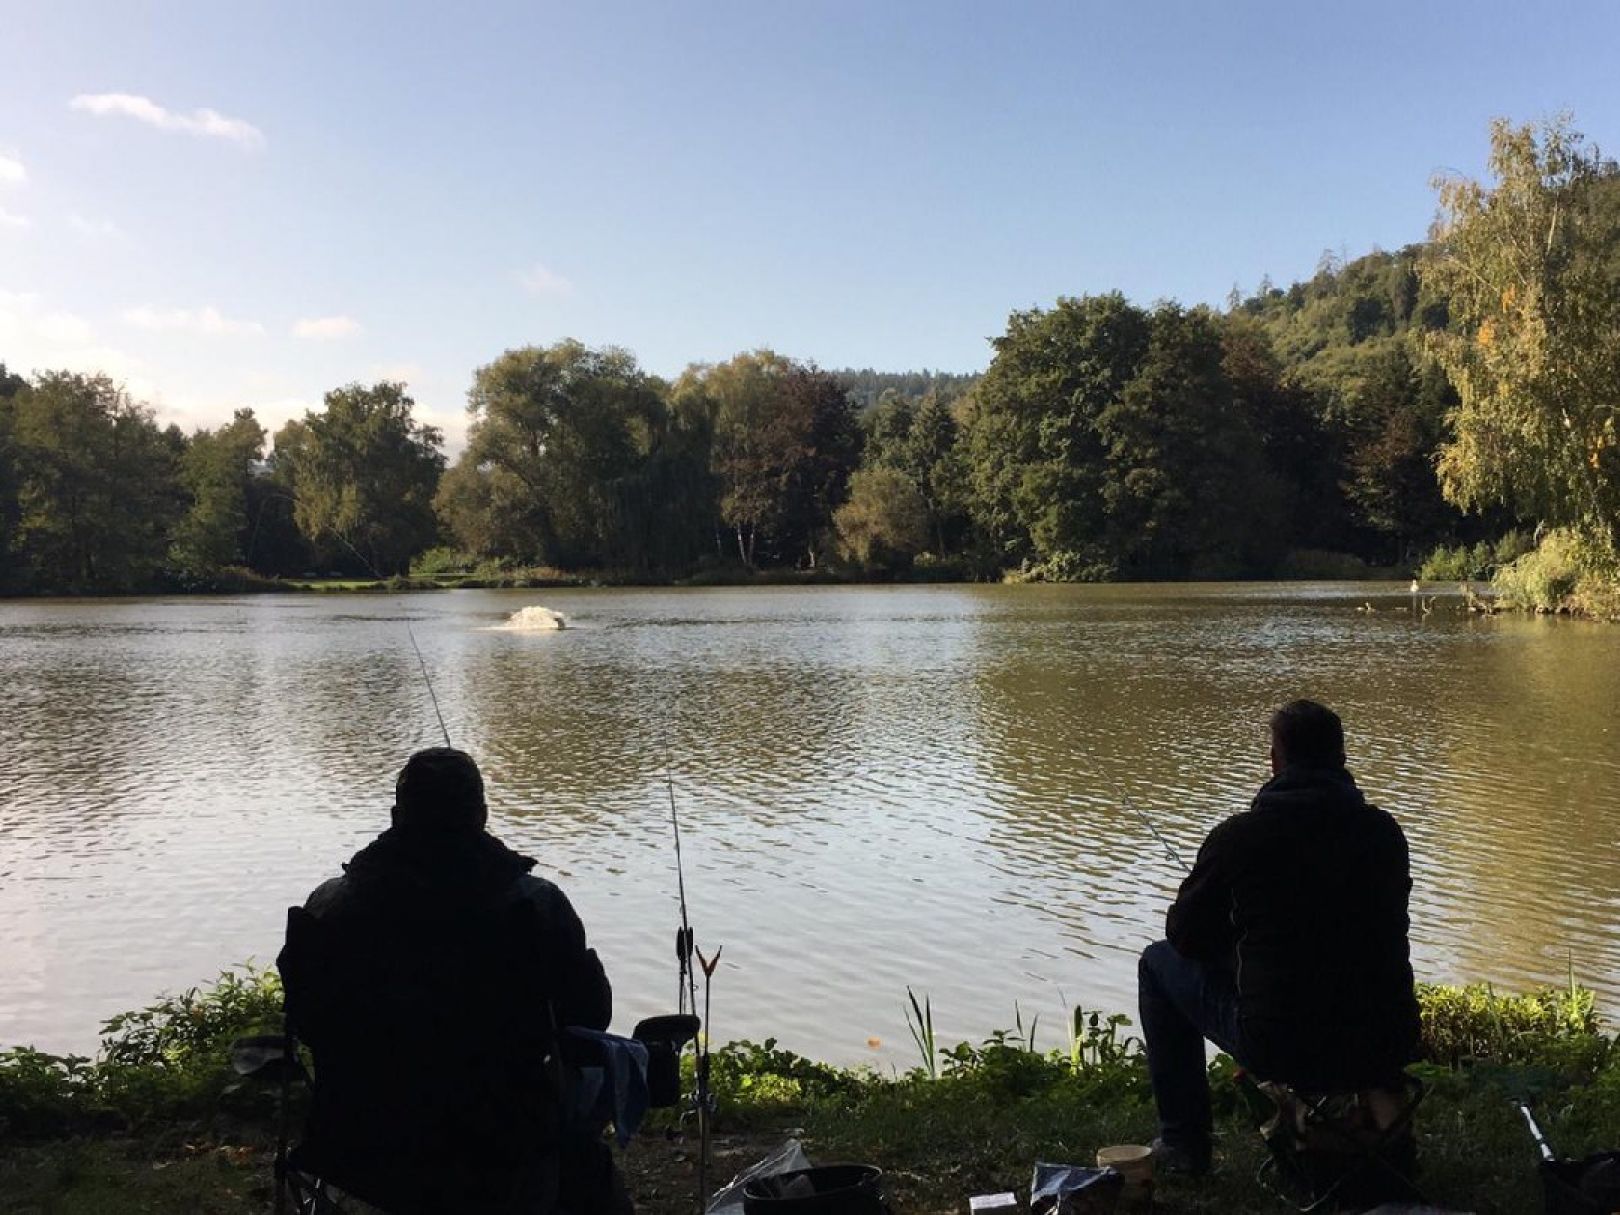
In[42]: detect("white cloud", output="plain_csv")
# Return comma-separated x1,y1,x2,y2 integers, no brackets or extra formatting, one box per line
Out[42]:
0,206,29,229
292,315,361,340
0,288,153,396
69,93,264,149
371,361,425,384
69,214,123,239
123,305,265,336
36,311,93,345
0,154,25,187
516,262,574,297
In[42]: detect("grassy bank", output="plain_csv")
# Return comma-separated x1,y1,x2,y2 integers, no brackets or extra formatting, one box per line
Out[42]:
4,971,1618,1213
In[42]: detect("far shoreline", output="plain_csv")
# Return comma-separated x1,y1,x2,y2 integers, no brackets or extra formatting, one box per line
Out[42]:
0,565,1437,600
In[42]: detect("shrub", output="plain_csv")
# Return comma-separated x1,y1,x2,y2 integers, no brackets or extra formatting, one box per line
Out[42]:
0,967,287,1138
0,1049,106,1139
409,547,478,576
1491,530,1619,616
1417,981,1612,1074
1419,530,1534,581
1004,552,1117,583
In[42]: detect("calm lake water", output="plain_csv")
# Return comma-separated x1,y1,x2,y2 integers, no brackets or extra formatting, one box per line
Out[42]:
3,584,1619,1065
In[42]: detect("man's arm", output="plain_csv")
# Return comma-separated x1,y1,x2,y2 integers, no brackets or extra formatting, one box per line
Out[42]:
1164,819,1239,962
521,878,612,1031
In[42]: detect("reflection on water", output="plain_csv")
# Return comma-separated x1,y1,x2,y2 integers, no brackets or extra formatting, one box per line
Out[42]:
2,584,1618,1064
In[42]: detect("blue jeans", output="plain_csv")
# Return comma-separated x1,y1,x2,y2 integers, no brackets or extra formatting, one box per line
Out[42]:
1137,939,1249,1153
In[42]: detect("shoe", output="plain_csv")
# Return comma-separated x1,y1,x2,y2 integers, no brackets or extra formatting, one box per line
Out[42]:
1151,1136,1211,1177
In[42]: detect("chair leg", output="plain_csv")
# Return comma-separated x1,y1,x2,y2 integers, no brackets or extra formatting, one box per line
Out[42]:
1253,1083,1428,1212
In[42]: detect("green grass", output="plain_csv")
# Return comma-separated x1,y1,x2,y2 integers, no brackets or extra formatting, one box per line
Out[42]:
0,1138,267,1214
4,971,1619,1213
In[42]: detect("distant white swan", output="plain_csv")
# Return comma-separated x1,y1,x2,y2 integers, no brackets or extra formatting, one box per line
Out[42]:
500,605,569,631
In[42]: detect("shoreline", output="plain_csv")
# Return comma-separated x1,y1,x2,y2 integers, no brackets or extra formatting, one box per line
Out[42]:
2,971,1613,1213
0,566,1441,600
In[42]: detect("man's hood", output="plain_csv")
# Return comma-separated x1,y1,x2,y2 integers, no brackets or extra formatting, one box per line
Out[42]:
341,825,537,905
1250,764,1367,815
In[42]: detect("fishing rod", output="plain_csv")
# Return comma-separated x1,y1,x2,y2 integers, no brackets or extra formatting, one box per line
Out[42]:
249,489,452,747
329,524,453,749
405,616,452,749
667,768,698,1018
1124,795,1190,873
665,763,719,1214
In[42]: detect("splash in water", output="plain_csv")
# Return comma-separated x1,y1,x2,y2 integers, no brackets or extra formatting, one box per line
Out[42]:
500,605,569,630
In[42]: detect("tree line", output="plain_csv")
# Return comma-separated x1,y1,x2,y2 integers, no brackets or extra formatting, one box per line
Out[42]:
2,117,1613,596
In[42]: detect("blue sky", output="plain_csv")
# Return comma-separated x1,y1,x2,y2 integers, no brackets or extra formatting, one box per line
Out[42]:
3,1,1619,448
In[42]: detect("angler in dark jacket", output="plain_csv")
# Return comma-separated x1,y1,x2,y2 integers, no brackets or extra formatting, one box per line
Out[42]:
1137,700,1420,1175
284,747,617,1213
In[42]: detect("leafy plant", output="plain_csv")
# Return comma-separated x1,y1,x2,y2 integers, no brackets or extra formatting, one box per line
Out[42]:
1067,1003,1142,1074
904,987,937,1081
1417,980,1612,1075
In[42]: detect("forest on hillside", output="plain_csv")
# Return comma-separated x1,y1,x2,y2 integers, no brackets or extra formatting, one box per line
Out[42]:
2,119,1616,604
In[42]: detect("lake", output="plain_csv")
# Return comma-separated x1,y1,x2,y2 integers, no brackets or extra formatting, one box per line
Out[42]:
3,583,1618,1066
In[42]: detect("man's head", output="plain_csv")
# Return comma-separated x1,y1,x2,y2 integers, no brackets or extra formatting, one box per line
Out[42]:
1268,699,1346,774
392,747,488,835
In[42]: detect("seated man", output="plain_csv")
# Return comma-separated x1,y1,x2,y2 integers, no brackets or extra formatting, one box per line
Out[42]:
1137,700,1420,1175
280,746,618,1214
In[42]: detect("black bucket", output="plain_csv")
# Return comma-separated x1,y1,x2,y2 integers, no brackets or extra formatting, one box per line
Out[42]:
742,1165,886,1215
1541,1152,1620,1215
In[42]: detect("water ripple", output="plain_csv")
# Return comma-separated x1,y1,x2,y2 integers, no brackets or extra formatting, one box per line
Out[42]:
2,585,1618,1064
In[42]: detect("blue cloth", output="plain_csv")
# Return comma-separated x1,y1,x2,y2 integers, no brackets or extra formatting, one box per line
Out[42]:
1138,938,1250,1154
563,1028,650,1148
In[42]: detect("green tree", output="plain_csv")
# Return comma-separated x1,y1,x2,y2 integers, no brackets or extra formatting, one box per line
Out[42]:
776,364,860,567
1339,344,1457,563
9,372,183,592
679,351,795,567
273,382,444,576
171,409,267,576
0,363,26,591
964,294,1153,574
1230,243,1467,563
1422,116,1620,555
1218,316,1350,554
863,390,965,555
675,351,858,567
1098,305,1280,577
833,466,930,572
436,341,674,569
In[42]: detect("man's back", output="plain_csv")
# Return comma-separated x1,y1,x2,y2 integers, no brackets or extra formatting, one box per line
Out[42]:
1167,766,1419,1090
281,897,559,1212
279,748,611,1213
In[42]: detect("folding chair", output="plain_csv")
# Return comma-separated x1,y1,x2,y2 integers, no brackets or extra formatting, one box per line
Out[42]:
228,1031,326,1213
233,905,700,1214
266,901,565,1213
1240,1070,1427,1211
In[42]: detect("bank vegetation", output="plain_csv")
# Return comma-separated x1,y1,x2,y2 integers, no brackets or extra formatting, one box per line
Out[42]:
2,968,1616,1213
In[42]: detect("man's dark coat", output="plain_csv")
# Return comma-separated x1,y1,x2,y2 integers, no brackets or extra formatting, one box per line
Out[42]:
1166,765,1421,1090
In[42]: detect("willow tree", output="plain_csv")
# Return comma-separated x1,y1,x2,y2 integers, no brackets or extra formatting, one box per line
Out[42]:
1422,117,1620,556
273,382,444,576
435,341,678,570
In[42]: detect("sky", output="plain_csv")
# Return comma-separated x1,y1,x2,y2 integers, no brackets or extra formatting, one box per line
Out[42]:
3,1,1620,450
